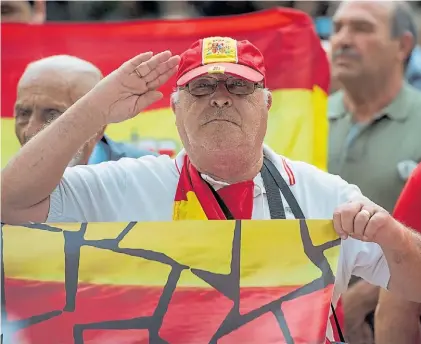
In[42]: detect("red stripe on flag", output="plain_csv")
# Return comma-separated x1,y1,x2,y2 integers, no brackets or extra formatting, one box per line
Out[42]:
1,8,327,118
4,278,333,344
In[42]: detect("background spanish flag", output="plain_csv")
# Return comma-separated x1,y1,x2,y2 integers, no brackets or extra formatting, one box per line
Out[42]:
2,220,340,344
1,7,329,170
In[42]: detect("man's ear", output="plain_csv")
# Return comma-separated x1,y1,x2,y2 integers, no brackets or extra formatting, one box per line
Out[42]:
267,91,272,110
171,98,176,113
399,32,414,66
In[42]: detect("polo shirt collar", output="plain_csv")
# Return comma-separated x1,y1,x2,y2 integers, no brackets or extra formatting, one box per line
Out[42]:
174,144,293,198
328,83,412,122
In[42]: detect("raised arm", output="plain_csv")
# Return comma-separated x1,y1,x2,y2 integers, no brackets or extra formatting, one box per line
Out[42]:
375,163,421,344
1,51,180,224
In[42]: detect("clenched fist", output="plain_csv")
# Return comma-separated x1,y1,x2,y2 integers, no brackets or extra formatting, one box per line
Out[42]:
333,200,399,247
82,50,180,126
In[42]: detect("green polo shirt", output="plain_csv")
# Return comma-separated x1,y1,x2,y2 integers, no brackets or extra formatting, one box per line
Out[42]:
328,83,421,213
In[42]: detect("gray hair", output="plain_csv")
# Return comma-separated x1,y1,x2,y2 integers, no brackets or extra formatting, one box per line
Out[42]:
171,88,271,106
26,55,101,72
390,1,417,68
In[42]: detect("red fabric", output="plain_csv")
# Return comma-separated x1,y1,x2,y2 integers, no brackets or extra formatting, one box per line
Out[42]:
175,38,266,84
218,182,254,220
1,7,328,118
393,163,421,232
5,278,333,344
175,155,254,220
329,298,345,343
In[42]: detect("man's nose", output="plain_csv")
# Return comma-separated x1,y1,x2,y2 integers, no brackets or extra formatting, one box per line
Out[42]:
331,25,353,49
210,88,233,108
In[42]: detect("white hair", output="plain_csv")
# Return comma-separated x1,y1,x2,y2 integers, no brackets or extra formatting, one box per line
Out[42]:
171,88,271,106
19,55,103,86
25,55,101,74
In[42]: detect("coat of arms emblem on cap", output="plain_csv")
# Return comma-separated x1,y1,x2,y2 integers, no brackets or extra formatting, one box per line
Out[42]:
202,37,238,65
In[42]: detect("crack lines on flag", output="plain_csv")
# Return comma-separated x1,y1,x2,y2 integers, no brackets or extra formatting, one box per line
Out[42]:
1,220,340,344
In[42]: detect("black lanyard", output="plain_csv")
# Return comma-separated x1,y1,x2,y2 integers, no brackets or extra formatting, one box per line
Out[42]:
204,156,345,343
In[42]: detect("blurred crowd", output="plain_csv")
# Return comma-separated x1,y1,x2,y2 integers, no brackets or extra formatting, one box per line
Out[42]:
3,1,338,22
2,1,421,344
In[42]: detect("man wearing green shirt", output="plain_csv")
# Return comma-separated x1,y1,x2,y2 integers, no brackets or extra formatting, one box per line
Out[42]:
328,1,421,343
329,81,421,213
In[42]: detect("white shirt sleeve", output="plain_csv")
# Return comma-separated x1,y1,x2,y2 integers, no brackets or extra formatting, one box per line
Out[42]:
47,155,178,223
338,179,391,289
47,159,129,223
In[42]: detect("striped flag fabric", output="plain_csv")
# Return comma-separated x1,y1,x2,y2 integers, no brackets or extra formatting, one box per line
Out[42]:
1,7,329,170
1,220,341,343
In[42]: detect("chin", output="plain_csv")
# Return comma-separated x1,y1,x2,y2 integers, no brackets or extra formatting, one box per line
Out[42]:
200,125,242,148
203,136,245,153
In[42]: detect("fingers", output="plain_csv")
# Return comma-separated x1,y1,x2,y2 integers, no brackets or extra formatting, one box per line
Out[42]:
333,201,366,240
333,199,386,242
340,202,363,237
352,208,372,239
333,209,347,239
147,66,178,90
363,211,390,243
121,51,153,73
120,51,180,93
133,51,174,77
143,55,180,84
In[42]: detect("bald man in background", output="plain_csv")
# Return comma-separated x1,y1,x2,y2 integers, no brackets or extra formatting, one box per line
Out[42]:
15,55,155,167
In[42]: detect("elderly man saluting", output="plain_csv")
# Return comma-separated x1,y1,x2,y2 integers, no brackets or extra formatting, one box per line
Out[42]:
2,36,421,339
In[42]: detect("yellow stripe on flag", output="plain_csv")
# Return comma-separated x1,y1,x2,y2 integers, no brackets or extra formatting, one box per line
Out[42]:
3,221,339,287
240,220,339,287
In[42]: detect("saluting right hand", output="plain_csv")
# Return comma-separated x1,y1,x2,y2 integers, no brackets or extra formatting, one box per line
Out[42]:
82,50,180,125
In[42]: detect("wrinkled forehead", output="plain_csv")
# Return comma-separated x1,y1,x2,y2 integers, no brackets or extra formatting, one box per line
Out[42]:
15,84,72,113
17,68,99,104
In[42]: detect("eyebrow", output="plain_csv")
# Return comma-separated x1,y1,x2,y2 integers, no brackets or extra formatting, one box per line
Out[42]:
14,101,67,111
14,103,29,112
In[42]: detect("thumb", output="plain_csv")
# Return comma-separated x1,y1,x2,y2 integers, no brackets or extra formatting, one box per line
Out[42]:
135,91,163,113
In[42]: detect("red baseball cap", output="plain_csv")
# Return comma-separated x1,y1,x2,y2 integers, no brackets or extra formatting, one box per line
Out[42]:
176,36,266,86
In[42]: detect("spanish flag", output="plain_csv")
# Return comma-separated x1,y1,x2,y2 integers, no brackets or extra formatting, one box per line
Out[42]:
1,7,329,170
1,220,341,344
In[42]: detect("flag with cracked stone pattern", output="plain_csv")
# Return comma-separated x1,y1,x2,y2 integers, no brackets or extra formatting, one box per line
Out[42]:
1,220,341,344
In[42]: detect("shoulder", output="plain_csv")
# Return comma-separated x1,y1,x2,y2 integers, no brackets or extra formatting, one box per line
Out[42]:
392,84,421,125
65,154,176,182
402,83,421,110
118,154,177,178
280,157,364,219
286,159,361,201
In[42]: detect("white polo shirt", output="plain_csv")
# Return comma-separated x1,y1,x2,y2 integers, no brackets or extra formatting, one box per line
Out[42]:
47,145,390,339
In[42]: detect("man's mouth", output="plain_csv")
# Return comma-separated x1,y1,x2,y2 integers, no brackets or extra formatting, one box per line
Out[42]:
205,119,238,125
